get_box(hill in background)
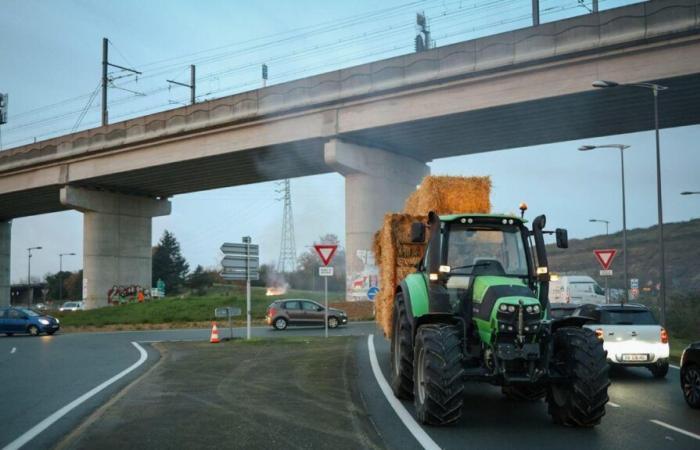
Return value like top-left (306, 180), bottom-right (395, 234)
top-left (547, 218), bottom-right (700, 295)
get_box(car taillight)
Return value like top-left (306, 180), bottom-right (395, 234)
top-left (595, 328), bottom-right (604, 341)
top-left (660, 327), bottom-right (668, 344)
top-left (269, 307), bottom-right (277, 317)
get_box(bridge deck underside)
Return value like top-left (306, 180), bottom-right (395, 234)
top-left (3, 73), bottom-right (699, 221)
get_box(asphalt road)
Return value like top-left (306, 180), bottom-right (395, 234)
top-left (358, 334), bottom-right (700, 450)
top-left (0, 322), bottom-right (378, 450)
top-left (2, 322), bottom-right (698, 450)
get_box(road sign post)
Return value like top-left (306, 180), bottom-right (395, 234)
top-left (220, 237), bottom-right (259, 340)
top-left (215, 306), bottom-right (242, 339)
top-left (594, 249), bottom-right (617, 304)
top-left (314, 244), bottom-right (338, 339)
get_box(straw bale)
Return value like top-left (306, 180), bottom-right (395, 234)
top-left (404, 175), bottom-right (491, 216)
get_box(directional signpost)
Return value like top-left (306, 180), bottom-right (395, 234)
top-left (221, 237), bottom-right (259, 339)
top-left (594, 249), bottom-right (617, 304)
top-left (314, 244), bottom-right (338, 338)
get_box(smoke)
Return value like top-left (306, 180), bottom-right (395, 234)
top-left (265, 268), bottom-right (289, 296)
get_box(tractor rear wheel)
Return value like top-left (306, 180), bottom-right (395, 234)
top-left (390, 293), bottom-right (414, 399)
top-left (547, 327), bottom-right (610, 427)
top-left (413, 323), bottom-right (464, 426)
top-left (502, 385), bottom-right (546, 401)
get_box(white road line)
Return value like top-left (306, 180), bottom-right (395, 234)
top-left (2, 342), bottom-right (148, 450)
top-left (608, 402), bottom-right (621, 408)
top-left (650, 419), bottom-right (700, 441)
top-left (10, 347), bottom-right (16, 354)
top-left (670, 364), bottom-right (680, 370)
top-left (367, 334), bottom-right (441, 450)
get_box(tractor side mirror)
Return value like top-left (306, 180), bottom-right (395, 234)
top-left (556, 228), bottom-right (569, 249)
top-left (411, 222), bottom-right (426, 243)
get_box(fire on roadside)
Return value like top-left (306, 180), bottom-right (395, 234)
top-left (266, 286), bottom-right (287, 296)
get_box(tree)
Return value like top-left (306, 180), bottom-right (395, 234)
top-left (186, 265), bottom-right (216, 296)
top-left (152, 230), bottom-right (189, 294)
top-left (44, 271), bottom-right (73, 301)
top-left (63, 270), bottom-right (83, 300)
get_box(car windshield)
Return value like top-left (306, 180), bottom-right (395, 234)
top-left (19, 308), bottom-right (40, 317)
top-left (600, 309), bottom-right (657, 325)
top-left (446, 225), bottom-right (528, 277)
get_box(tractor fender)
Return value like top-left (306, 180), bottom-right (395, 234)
top-left (550, 315), bottom-right (595, 332)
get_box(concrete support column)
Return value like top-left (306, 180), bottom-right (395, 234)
top-left (0, 221), bottom-right (10, 308)
top-left (60, 186), bottom-right (171, 309)
top-left (324, 139), bottom-right (429, 299)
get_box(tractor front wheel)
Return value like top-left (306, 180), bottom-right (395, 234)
top-left (413, 323), bottom-right (464, 426)
top-left (547, 327), bottom-right (610, 427)
top-left (390, 293), bottom-right (414, 399)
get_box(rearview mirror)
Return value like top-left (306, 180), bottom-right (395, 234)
top-left (411, 222), bottom-right (426, 243)
top-left (556, 228), bottom-right (568, 249)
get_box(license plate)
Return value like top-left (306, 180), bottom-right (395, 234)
top-left (622, 354), bottom-right (649, 362)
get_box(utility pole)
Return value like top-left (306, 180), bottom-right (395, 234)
top-left (59, 252), bottom-right (76, 303)
top-left (415, 12), bottom-right (433, 52)
top-left (102, 37), bottom-right (142, 126)
top-left (532, 0), bottom-right (540, 26)
top-left (262, 64), bottom-right (268, 88)
top-left (167, 65), bottom-right (196, 105)
top-left (27, 246), bottom-right (42, 307)
top-left (276, 179), bottom-right (297, 273)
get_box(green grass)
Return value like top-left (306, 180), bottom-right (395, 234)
top-left (53, 287), bottom-right (345, 328)
top-left (670, 335), bottom-right (694, 363)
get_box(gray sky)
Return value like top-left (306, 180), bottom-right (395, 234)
top-left (2, 0), bottom-right (698, 282)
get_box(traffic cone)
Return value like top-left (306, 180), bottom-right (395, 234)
top-left (210, 322), bottom-right (221, 343)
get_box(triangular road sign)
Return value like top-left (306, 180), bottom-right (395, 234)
top-left (593, 249), bottom-right (617, 270)
top-left (314, 244), bottom-right (338, 266)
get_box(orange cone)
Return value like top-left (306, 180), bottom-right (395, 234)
top-left (210, 322), bottom-right (221, 343)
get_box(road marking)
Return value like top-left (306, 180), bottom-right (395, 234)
top-left (650, 419), bottom-right (700, 441)
top-left (367, 334), bottom-right (441, 450)
top-left (608, 402), bottom-right (621, 408)
top-left (10, 347), bottom-right (16, 354)
top-left (670, 364), bottom-right (680, 370)
top-left (2, 342), bottom-right (148, 450)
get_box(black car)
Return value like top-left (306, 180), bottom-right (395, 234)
top-left (680, 341), bottom-right (700, 408)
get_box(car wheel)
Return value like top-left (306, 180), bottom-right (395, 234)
top-left (649, 360), bottom-right (669, 378)
top-left (682, 364), bottom-right (700, 409)
top-left (27, 325), bottom-right (40, 336)
top-left (273, 317), bottom-right (288, 331)
top-left (328, 316), bottom-right (339, 329)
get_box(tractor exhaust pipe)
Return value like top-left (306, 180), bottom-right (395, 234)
top-left (532, 215), bottom-right (550, 311)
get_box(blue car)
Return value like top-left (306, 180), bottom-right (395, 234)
top-left (0, 307), bottom-right (60, 336)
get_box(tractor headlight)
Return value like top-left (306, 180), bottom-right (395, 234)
top-left (533, 305), bottom-right (540, 313)
top-left (507, 305), bottom-right (515, 313)
top-left (526, 306), bottom-right (533, 313)
top-left (499, 304), bottom-right (508, 312)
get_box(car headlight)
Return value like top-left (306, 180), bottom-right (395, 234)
top-left (55, 318), bottom-right (60, 324)
top-left (38, 319), bottom-right (49, 325)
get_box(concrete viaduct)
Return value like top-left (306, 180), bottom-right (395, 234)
top-left (1, 0), bottom-right (700, 307)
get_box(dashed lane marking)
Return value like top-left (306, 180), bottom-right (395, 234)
top-left (650, 419), bottom-right (700, 441)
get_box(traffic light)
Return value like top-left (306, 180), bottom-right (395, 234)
top-left (0, 93), bottom-right (7, 125)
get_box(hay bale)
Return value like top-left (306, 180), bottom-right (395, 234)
top-left (404, 175), bottom-right (491, 216)
top-left (374, 176), bottom-right (491, 338)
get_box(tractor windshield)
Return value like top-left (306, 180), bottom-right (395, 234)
top-left (445, 225), bottom-right (529, 277)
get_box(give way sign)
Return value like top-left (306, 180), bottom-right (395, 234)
top-left (314, 244), bottom-right (338, 266)
top-left (593, 249), bottom-right (617, 270)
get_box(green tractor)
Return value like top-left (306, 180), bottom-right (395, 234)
top-left (390, 211), bottom-right (610, 427)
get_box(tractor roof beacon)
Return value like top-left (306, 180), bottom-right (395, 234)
top-left (390, 211), bottom-right (610, 427)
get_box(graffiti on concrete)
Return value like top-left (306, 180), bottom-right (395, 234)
top-left (349, 249), bottom-right (378, 301)
top-left (107, 285), bottom-right (151, 305)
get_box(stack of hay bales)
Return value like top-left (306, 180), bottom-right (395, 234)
top-left (374, 175), bottom-right (491, 338)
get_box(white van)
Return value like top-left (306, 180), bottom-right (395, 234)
top-left (549, 275), bottom-right (606, 304)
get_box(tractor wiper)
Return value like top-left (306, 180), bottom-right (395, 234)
top-left (449, 262), bottom-right (491, 274)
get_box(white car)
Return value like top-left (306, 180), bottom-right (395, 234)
top-left (59, 301), bottom-right (84, 312)
top-left (576, 303), bottom-right (669, 378)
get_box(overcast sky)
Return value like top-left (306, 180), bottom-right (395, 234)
top-left (2, 0), bottom-right (698, 282)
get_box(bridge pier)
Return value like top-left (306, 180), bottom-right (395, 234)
top-left (0, 221), bottom-right (10, 307)
top-left (60, 186), bottom-right (171, 309)
top-left (324, 139), bottom-right (429, 299)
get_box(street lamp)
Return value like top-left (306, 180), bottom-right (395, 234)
top-left (589, 218), bottom-right (610, 302)
top-left (579, 144), bottom-right (630, 304)
top-left (593, 79), bottom-right (668, 323)
top-left (58, 252), bottom-right (76, 303)
top-left (589, 218), bottom-right (610, 235)
top-left (27, 246), bottom-right (43, 307)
